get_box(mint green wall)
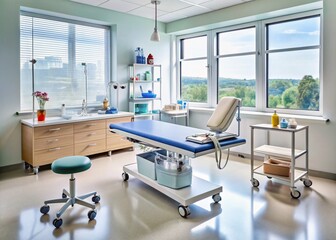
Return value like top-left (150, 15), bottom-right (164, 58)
top-left (0, 0), bottom-right (170, 167)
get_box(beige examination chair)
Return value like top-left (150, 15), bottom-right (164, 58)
top-left (202, 97), bottom-right (241, 169)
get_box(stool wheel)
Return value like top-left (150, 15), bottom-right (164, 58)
top-left (88, 210), bottom-right (97, 220)
top-left (53, 218), bottom-right (63, 228)
top-left (40, 205), bottom-right (50, 214)
top-left (92, 195), bottom-right (101, 203)
top-left (62, 193), bottom-right (67, 199)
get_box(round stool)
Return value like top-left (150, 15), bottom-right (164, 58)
top-left (40, 156), bottom-right (101, 228)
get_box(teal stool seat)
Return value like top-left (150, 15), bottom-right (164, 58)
top-left (52, 156), bottom-right (91, 174)
top-left (40, 155), bottom-right (100, 228)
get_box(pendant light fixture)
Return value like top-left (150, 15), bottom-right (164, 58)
top-left (150, 0), bottom-right (160, 42)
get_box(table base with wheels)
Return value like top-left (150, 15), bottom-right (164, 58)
top-left (122, 163), bottom-right (222, 218)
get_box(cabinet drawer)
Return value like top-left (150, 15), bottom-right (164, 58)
top-left (106, 117), bottom-right (133, 135)
top-left (74, 139), bottom-right (106, 155)
top-left (34, 124), bottom-right (73, 139)
top-left (34, 145), bottom-right (74, 166)
top-left (107, 134), bottom-right (133, 150)
top-left (74, 120), bottom-right (105, 133)
top-left (74, 129), bottom-right (106, 144)
top-left (34, 134), bottom-right (73, 151)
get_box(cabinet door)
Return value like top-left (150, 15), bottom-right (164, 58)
top-left (106, 117), bottom-right (133, 150)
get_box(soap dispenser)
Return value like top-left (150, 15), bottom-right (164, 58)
top-left (271, 110), bottom-right (279, 127)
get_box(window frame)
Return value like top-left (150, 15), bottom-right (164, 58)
top-left (20, 11), bottom-right (111, 112)
top-left (176, 9), bottom-right (323, 116)
top-left (261, 10), bottom-right (323, 116)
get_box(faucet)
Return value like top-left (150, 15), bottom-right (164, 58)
top-left (80, 99), bottom-right (88, 116)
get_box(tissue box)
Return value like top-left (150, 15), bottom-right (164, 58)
top-left (263, 156), bottom-right (290, 177)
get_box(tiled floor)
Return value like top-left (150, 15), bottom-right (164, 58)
top-left (0, 148), bottom-right (335, 240)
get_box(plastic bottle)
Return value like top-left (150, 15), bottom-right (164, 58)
top-left (135, 47), bottom-right (141, 64)
top-left (271, 110), bottom-right (279, 127)
top-left (61, 104), bottom-right (66, 116)
top-left (140, 48), bottom-right (145, 64)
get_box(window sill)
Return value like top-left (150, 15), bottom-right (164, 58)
top-left (189, 107), bottom-right (329, 124)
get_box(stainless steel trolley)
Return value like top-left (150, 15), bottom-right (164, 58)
top-left (250, 124), bottom-right (312, 199)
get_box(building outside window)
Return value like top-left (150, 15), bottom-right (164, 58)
top-left (20, 12), bottom-right (111, 111)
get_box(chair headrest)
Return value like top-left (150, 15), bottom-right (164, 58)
top-left (207, 97), bottom-right (241, 132)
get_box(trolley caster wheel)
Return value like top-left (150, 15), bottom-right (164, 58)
top-left (178, 205), bottom-right (190, 218)
top-left (267, 176), bottom-right (272, 179)
top-left (251, 178), bottom-right (259, 187)
top-left (290, 190), bottom-right (301, 199)
top-left (62, 193), bottom-right (67, 199)
top-left (40, 205), bottom-right (50, 214)
top-left (122, 172), bottom-right (129, 181)
top-left (212, 194), bottom-right (222, 203)
top-left (88, 210), bottom-right (97, 221)
top-left (53, 218), bottom-right (63, 228)
top-left (303, 179), bottom-right (312, 187)
top-left (92, 195), bottom-right (101, 203)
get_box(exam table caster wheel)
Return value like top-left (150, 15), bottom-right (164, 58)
top-left (40, 205), bottom-right (50, 215)
top-left (251, 178), bottom-right (259, 187)
top-left (290, 190), bottom-right (301, 199)
top-left (92, 195), bottom-right (101, 203)
top-left (267, 176), bottom-right (272, 179)
top-left (212, 194), bottom-right (222, 203)
top-left (88, 210), bottom-right (97, 221)
top-left (122, 172), bottom-right (129, 181)
top-left (53, 218), bottom-right (63, 228)
top-left (178, 205), bottom-right (191, 218)
top-left (303, 179), bottom-right (312, 187)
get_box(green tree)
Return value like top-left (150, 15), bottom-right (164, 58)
top-left (268, 95), bottom-right (282, 108)
top-left (282, 86), bottom-right (298, 109)
top-left (182, 84), bottom-right (207, 102)
top-left (297, 75), bottom-right (319, 110)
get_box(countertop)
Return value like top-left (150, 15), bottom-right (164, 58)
top-left (21, 111), bottom-right (134, 127)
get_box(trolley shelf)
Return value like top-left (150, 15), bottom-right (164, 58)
top-left (254, 145), bottom-right (306, 159)
top-left (123, 163), bottom-right (223, 206)
top-left (253, 164), bottom-right (308, 184)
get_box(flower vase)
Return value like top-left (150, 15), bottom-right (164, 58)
top-left (37, 109), bottom-right (46, 121)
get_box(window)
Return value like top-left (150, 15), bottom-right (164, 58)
top-left (176, 10), bottom-right (321, 115)
top-left (20, 12), bottom-right (110, 111)
top-left (265, 15), bottom-right (321, 111)
top-left (178, 35), bottom-right (208, 103)
top-left (216, 27), bottom-right (256, 107)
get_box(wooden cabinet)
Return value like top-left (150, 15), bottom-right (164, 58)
top-left (22, 123), bottom-right (74, 172)
top-left (21, 113), bottom-right (134, 174)
top-left (106, 116), bottom-right (133, 151)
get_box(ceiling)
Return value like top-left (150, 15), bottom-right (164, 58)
top-left (70, 0), bottom-right (254, 23)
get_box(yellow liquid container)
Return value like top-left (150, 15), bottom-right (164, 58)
top-left (271, 110), bottom-right (279, 127)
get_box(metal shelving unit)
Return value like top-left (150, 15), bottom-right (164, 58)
top-left (250, 124), bottom-right (312, 199)
top-left (128, 64), bottom-right (162, 119)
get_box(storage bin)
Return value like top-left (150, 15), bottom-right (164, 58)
top-left (263, 156), bottom-right (290, 177)
top-left (155, 153), bottom-right (192, 189)
top-left (156, 165), bottom-right (192, 189)
top-left (136, 149), bottom-right (166, 180)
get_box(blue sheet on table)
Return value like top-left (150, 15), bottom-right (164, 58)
top-left (110, 120), bottom-right (246, 154)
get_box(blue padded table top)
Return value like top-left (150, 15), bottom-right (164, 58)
top-left (110, 120), bottom-right (246, 156)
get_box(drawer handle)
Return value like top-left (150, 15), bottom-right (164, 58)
top-left (47, 139), bottom-right (59, 143)
top-left (87, 124), bottom-right (96, 127)
top-left (49, 147), bottom-right (61, 151)
top-left (88, 143), bottom-right (97, 147)
top-left (88, 132), bottom-right (96, 136)
top-left (49, 128), bottom-right (61, 132)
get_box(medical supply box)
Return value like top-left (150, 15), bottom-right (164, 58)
top-left (136, 149), bottom-right (166, 180)
top-left (263, 155), bottom-right (290, 177)
top-left (155, 153), bottom-right (192, 189)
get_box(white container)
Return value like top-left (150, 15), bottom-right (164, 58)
top-left (156, 164), bottom-right (192, 189)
